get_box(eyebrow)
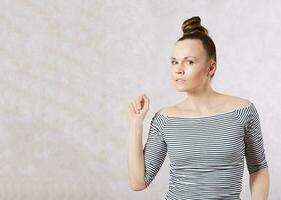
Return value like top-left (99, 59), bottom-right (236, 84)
top-left (170, 56), bottom-right (197, 60)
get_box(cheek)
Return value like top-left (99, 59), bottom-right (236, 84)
top-left (186, 66), bottom-right (208, 79)
top-left (183, 66), bottom-right (196, 79)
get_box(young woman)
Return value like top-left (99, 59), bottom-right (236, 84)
top-left (127, 16), bottom-right (270, 199)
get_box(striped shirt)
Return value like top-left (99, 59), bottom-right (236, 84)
top-left (143, 102), bottom-right (268, 199)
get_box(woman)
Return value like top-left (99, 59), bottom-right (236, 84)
top-left (127, 16), bottom-right (270, 199)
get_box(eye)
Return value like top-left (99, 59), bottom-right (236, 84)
top-left (171, 60), bottom-right (177, 65)
top-left (186, 60), bottom-right (194, 65)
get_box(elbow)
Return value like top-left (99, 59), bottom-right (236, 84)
top-left (131, 185), bottom-right (146, 191)
top-left (129, 180), bottom-right (147, 191)
top-left (249, 167), bottom-right (270, 186)
top-left (127, 169), bottom-right (150, 191)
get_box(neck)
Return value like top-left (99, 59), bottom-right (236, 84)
top-left (183, 84), bottom-right (219, 112)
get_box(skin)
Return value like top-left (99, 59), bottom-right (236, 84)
top-left (127, 39), bottom-right (270, 198)
top-left (167, 39), bottom-right (261, 116)
top-left (169, 38), bottom-right (220, 115)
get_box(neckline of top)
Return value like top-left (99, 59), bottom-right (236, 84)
top-left (156, 102), bottom-right (254, 120)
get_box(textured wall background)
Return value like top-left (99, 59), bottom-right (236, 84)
top-left (0, 0), bottom-right (280, 199)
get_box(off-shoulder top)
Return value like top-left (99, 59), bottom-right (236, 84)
top-left (143, 102), bottom-right (268, 199)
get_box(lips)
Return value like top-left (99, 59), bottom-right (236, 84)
top-left (176, 78), bottom-right (186, 82)
top-left (175, 79), bottom-right (186, 85)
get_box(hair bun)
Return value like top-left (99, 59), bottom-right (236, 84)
top-left (181, 16), bottom-right (208, 36)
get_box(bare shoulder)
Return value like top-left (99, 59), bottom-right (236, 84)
top-left (155, 93), bottom-right (253, 117)
top-left (156, 106), bottom-right (178, 116)
top-left (223, 94), bottom-right (253, 109)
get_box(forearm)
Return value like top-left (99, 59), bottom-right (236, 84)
top-left (250, 168), bottom-right (270, 200)
top-left (128, 123), bottom-right (146, 190)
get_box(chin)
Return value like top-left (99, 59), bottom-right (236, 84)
top-left (175, 86), bottom-right (189, 92)
top-left (174, 84), bottom-right (195, 92)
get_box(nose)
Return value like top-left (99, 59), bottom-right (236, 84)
top-left (175, 61), bottom-right (185, 75)
top-left (176, 70), bottom-right (185, 75)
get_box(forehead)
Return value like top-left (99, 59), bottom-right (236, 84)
top-left (171, 39), bottom-right (205, 59)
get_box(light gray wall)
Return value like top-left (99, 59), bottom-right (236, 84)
top-left (0, 0), bottom-right (279, 199)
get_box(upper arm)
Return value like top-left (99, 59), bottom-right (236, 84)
top-left (143, 112), bottom-right (168, 188)
top-left (244, 105), bottom-right (268, 175)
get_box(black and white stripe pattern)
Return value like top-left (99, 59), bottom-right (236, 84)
top-left (143, 102), bottom-right (268, 199)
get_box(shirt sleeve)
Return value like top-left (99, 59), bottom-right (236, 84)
top-left (244, 105), bottom-right (268, 174)
top-left (143, 112), bottom-right (167, 188)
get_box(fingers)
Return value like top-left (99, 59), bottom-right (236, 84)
top-left (130, 97), bottom-right (139, 114)
top-left (129, 93), bottom-right (149, 114)
top-left (129, 102), bottom-right (138, 114)
top-left (143, 94), bottom-right (149, 103)
top-left (134, 98), bottom-right (141, 111)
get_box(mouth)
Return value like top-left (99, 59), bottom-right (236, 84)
top-left (175, 79), bottom-right (186, 83)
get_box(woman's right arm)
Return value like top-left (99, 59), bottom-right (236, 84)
top-left (127, 94), bottom-right (149, 191)
top-left (127, 94), bottom-right (167, 191)
top-left (128, 122), bottom-right (146, 191)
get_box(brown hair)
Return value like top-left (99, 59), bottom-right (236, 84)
top-left (177, 16), bottom-right (217, 79)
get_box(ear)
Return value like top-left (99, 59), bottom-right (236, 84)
top-left (208, 60), bottom-right (216, 76)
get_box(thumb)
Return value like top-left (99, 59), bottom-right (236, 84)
top-left (142, 94), bottom-right (150, 109)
